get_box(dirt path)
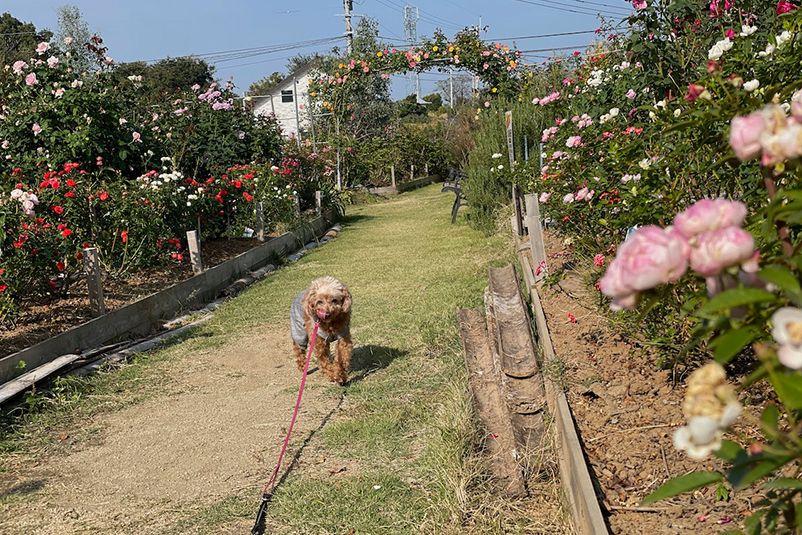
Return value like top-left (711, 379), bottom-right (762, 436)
top-left (1, 321), bottom-right (347, 534)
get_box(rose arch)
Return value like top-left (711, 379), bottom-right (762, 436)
top-left (309, 29), bottom-right (522, 114)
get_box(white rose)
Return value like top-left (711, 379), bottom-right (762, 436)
top-left (744, 79), bottom-right (760, 92)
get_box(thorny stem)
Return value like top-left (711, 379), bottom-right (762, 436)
top-left (762, 167), bottom-right (794, 257)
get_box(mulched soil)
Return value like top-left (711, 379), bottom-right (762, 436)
top-left (539, 230), bottom-right (761, 534)
top-left (1, 237), bottom-right (269, 357)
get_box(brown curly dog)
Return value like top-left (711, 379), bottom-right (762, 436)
top-left (289, 276), bottom-right (353, 385)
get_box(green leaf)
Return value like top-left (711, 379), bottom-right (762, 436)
top-left (767, 369), bottom-right (802, 410)
top-left (744, 509), bottom-right (765, 535)
top-left (728, 455), bottom-right (794, 490)
top-left (759, 266), bottom-right (801, 294)
top-left (642, 471), bottom-right (723, 505)
top-left (715, 440), bottom-right (745, 462)
top-left (711, 327), bottom-right (760, 363)
top-left (763, 477), bottom-right (802, 490)
top-left (699, 288), bottom-right (776, 315)
top-left (761, 404), bottom-right (779, 439)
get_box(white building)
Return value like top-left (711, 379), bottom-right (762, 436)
top-left (252, 62), bottom-right (315, 139)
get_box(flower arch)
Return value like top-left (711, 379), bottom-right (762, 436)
top-left (310, 29), bottom-right (522, 114)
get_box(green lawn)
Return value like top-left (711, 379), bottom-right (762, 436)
top-left (1, 185), bottom-right (569, 534)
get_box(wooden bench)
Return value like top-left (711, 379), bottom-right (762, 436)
top-left (442, 167), bottom-right (466, 224)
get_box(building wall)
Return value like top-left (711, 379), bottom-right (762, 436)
top-left (253, 73), bottom-right (311, 138)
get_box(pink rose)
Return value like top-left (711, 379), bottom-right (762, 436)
top-left (673, 198), bottom-right (747, 238)
top-left (25, 73), bottom-right (37, 86)
top-left (12, 60), bottom-right (27, 74)
top-left (132, 131), bottom-right (141, 143)
top-left (761, 122), bottom-right (802, 166)
top-left (566, 135), bottom-right (582, 148)
top-left (576, 187), bottom-right (589, 201)
top-left (32, 123), bottom-right (42, 136)
top-left (626, 89), bottom-right (637, 100)
top-left (777, 0), bottom-right (797, 14)
top-left (690, 227), bottom-right (755, 276)
top-left (539, 192), bottom-right (551, 203)
top-left (593, 254), bottom-right (605, 267)
top-left (633, 0), bottom-right (647, 9)
top-left (563, 193), bottom-right (575, 204)
top-left (36, 42), bottom-right (50, 55)
top-left (730, 111), bottom-right (767, 161)
top-left (600, 226), bottom-right (690, 309)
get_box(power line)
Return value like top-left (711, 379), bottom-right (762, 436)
top-left (562, 0), bottom-right (631, 12)
top-left (488, 29), bottom-right (598, 40)
top-left (137, 36), bottom-right (344, 64)
top-left (511, 0), bottom-right (625, 17)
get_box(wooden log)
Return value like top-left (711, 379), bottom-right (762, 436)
top-left (457, 308), bottom-right (527, 498)
top-left (255, 202), bottom-right (266, 242)
top-left (524, 194), bottom-right (548, 281)
top-left (186, 230), bottom-right (203, 275)
top-left (82, 247), bottom-right (106, 316)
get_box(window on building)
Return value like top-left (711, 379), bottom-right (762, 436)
top-left (281, 89), bottom-right (294, 103)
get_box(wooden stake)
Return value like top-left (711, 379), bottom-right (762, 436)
top-left (82, 247), bottom-right (106, 316)
top-left (315, 190), bottom-right (322, 217)
top-left (512, 184), bottom-right (524, 236)
top-left (255, 202), bottom-right (266, 242)
top-left (294, 196), bottom-right (301, 218)
top-left (524, 194), bottom-right (547, 280)
top-left (410, 164), bottom-right (415, 180)
top-left (390, 164), bottom-right (396, 189)
top-left (186, 230), bottom-right (203, 275)
top-left (424, 162), bottom-right (429, 175)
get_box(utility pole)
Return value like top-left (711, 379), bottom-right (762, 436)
top-left (343, 0), bottom-right (354, 55)
top-left (293, 78), bottom-right (302, 148)
top-left (449, 69), bottom-right (454, 109)
top-left (404, 4), bottom-right (420, 101)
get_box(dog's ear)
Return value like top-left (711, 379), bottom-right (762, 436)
top-left (304, 289), bottom-right (318, 316)
top-left (341, 286), bottom-right (352, 313)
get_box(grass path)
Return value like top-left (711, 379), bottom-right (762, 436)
top-left (0, 185), bottom-right (567, 534)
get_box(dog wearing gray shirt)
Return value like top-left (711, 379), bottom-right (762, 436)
top-left (290, 276), bottom-right (352, 385)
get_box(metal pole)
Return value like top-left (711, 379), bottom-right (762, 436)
top-left (335, 116), bottom-right (342, 190)
top-left (293, 78), bottom-right (302, 148)
top-left (524, 135), bottom-right (529, 162)
top-left (449, 69), bottom-right (454, 109)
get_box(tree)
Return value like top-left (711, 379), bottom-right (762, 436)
top-left (422, 92), bottom-right (443, 110)
top-left (112, 57), bottom-right (215, 102)
top-left (436, 73), bottom-right (474, 107)
top-left (248, 71), bottom-right (284, 96)
top-left (0, 13), bottom-right (52, 66)
top-left (56, 5), bottom-right (95, 71)
top-left (396, 94), bottom-right (427, 119)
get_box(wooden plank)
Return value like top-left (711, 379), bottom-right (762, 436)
top-left (0, 353), bottom-right (80, 404)
top-left (82, 247), bottom-right (106, 316)
top-left (524, 194), bottom-right (548, 281)
top-left (519, 249), bottom-right (610, 535)
top-left (457, 308), bottom-right (527, 498)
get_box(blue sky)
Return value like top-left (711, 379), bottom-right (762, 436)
top-left (2, 0), bottom-right (630, 98)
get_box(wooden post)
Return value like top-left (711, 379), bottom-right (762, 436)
top-left (315, 190), bottom-right (322, 217)
top-left (82, 247), bottom-right (106, 316)
top-left (410, 164), bottom-right (415, 180)
top-left (424, 162), bottom-right (429, 175)
top-left (512, 184), bottom-right (524, 236)
top-left (390, 164), bottom-right (396, 189)
top-left (186, 230), bottom-right (203, 275)
top-left (524, 194), bottom-right (547, 281)
top-left (294, 196), bottom-right (301, 218)
top-left (255, 202), bottom-right (266, 242)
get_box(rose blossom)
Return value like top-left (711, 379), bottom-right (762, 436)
top-left (132, 131), bottom-right (141, 143)
top-left (36, 42), bottom-right (50, 55)
top-left (32, 123), bottom-right (42, 135)
top-left (599, 226), bottom-right (690, 309)
top-left (566, 135), bottom-right (582, 148)
top-left (673, 198), bottom-right (747, 238)
top-left (689, 226), bottom-right (755, 276)
top-left (25, 73), bottom-right (37, 86)
top-left (730, 111), bottom-right (767, 160)
top-left (771, 307), bottom-right (802, 369)
top-left (575, 187), bottom-right (589, 201)
top-left (12, 60), bottom-right (27, 74)
top-left (776, 0), bottom-right (797, 14)
top-left (539, 192), bottom-right (551, 203)
top-left (563, 193), bottom-right (575, 204)
top-left (593, 254), bottom-right (605, 267)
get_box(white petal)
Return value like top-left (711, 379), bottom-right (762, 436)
top-left (688, 416), bottom-right (719, 445)
top-left (720, 402), bottom-right (742, 428)
top-left (778, 345), bottom-right (802, 370)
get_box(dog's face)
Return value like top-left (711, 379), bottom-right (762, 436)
top-left (305, 276), bottom-right (351, 322)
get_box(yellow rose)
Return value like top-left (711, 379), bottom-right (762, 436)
top-left (377, 51), bottom-right (383, 57)
top-left (432, 45), bottom-right (439, 52)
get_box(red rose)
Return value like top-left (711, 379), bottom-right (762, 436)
top-left (56, 261), bottom-right (65, 271)
top-left (61, 228), bottom-right (73, 238)
top-left (234, 180), bottom-right (242, 189)
top-left (98, 191), bottom-right (109, 201)
top-left (0, 284), bottom-right (7, 293)
top-left (66, 179), bottom-right (77, 187)
top-left (65, 191), bottom-right (76, 198)
top-left (52, 205), bottom-right (64, 215)
top-left (121, 230), bottom-right (128, 244)
top-left (243, 192), bottom-right (253, 202)
top-left (777, 0), bottom-right (797, 13)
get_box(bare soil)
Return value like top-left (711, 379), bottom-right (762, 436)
top-left (1, 238), bottom-right (268, 356)
top-left (0, 325), bottom-right (343, 534)
top-left (540, 230), bottom-right (759, 534)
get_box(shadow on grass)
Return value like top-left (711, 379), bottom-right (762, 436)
top-left (0, 479), bottom-right (45, 501)
top-left (348, 345), bottom-right (407, 384)
top-left (340, 214), bottom-right (374, 225)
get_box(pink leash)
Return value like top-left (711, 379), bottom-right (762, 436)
top-left (251, 321), bottom-right (319, 534)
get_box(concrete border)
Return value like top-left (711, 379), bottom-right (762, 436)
top-left (0, 213), bottom-right (334, 383)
